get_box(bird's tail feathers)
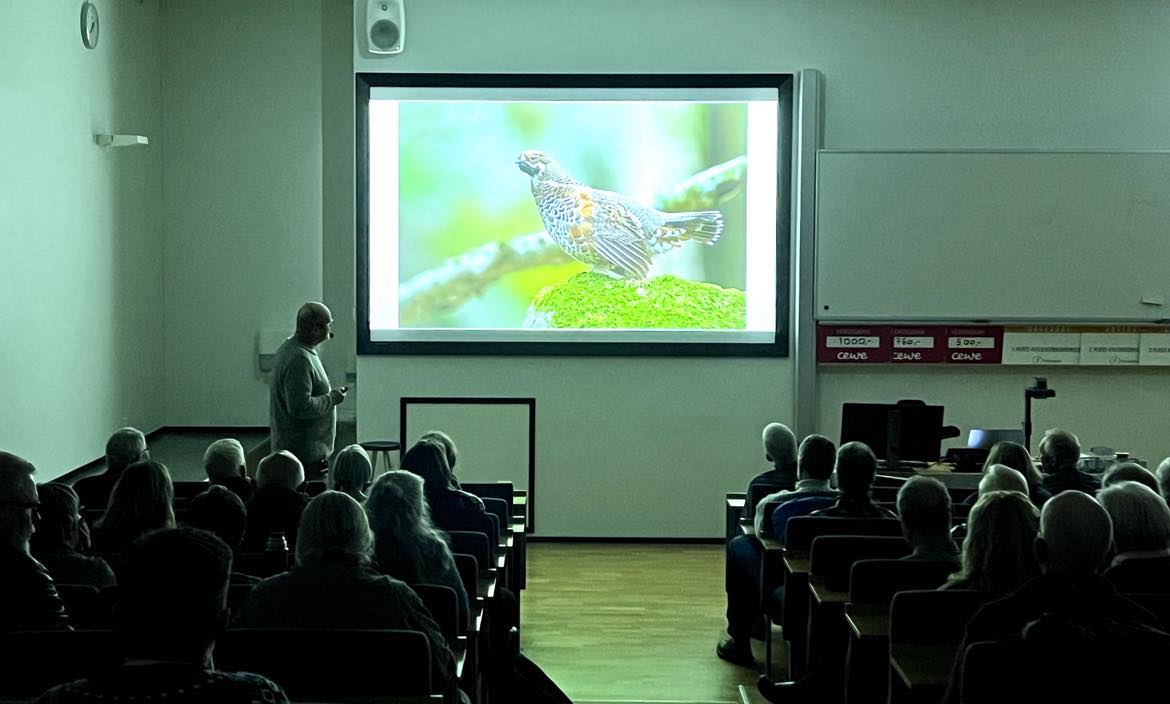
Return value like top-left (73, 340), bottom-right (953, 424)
top-left (658, 210), bottom-right (724, 245)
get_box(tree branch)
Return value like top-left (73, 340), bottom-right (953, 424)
top-left (398, 155), bottom-right (747, 325)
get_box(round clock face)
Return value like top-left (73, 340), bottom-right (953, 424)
top-left (81, 2), bottom-right (99, 49)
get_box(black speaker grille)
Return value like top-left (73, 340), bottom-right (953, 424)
top-left (370, 19), bottom-right (400, 50)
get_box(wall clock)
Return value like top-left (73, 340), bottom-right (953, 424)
top-left (81, 2), bottom-right (99, 50)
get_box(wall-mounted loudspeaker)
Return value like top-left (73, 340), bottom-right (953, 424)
top-left (366, 0), bottom-right (405, 55)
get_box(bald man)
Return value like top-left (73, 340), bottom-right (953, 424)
top-left (242, 451), bottom-right (309, 551)
top-left (270, 302), bottom-right (346, 479)
top-left (944, 491), bottom-right (1163, 702)
top-left (0, 452), bottom-right (69, 631)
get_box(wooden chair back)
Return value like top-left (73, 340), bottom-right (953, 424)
top-left (849, 559), bottom-right (959, 605)
top-left (888, 589), bottom-right (990, 645)
top-left (808, 536), bottom-right (909, 592)
top-left (785, 517), bottom-right (903, 553)
top-left (412, 582), bottom-right (462, 641)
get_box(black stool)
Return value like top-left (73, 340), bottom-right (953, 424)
top-left (360, 440), bottom-right (401, 476)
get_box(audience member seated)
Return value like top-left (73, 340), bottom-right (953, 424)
top-left (1156, 457), bottom-right (1170, 501)
top-left (717, 434), bottom-right (837, 666)
top-left (243, 451), bottom-right (309, 551)
top-left (234, 491), bottom-right (455, 691)
top-left (1101, 461), bottom-right (1160, 494)
top-left (741, 423), bottom-right (798, 524)
top-left (942, 490), bottom-right (1039, 593)
top-left (31, 483), bottom-right (115, 589)
top-left (1039, 428), bottom-right (1099, 496)
top-left (36, 527), bottom-right (288, 703)
top-left (944, 491), bottom-right (1163, 703)
top-left (403, 440), bottom-right (492, 539)
top-left (331, 444), bottom-right (373, 503)
top-left (952, 464), bottom-right (1030, 540)
top-left (202, 438), bottom-right (253, 502)
top-left (962, 441), bottom-right (1050, 507)
top-left (73, 427), bottom-right (149, 510)
top-left (0, 452), bottom-right (69, 631)
top-left (91, 461), bottom-right (175, 555)
top-left (897, 476), bottom-right (961, 563)
top-left (366, 471), bottom-right (470, 635)
top-left (420, 429), bottom-right (461, 484)
top-left (182, 486), bottom-right (259, 584)
top-left (1100, 481), bottom-right (1170, 594)
top-left (809, 442), bottom-right (896, 519)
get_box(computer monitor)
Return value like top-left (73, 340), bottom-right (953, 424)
top-left (840, 402), bottom-right (947, 464)
top-left (967, 428), bottom-right (1026, 450)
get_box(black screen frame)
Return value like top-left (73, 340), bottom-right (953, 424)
top-left (356, 72), bottom-right (793, 357)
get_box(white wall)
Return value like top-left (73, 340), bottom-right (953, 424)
top-left (0, 1), bottom-right (164, 479)
top-left (352, 0), bottom-right (1170, 535)
top-left (161, 0), bottom-right (324, 425)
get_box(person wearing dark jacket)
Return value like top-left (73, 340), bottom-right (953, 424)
top-left (403, 440), bottom-right (496, 545)
top-left (943, 491), bottom-right (1166, 704)
top-left (73, 427), bottom-right (149, 512)
top-left (896, 476), bottom-right (961, 564)
top-left (741, 423), bottom-right (799, 524)
top-left (1099, 480), bottom-right (1170, 594)
top-left (809, 442), bottom-right (897, 520)
top-left (202, 438), bottom-right (254, 502)
top-left (243, 451), bottom-right (309, 551)
top-left (235, 491), bottom-right (455, 693)
top-left (0, 452), bottom-right (69, 631)
top-left (31, 482), bottom-right (115, 589)
top-left (1038, 428), bottom-right (1100, 496)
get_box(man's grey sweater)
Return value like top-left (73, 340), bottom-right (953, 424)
top-left (269, 337), bottom-right (335, 467)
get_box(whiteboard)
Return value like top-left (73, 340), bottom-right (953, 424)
top-left (815, 151), bottom-right (1170, 322)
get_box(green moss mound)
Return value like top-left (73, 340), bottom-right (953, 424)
top-left (525, 272), bottom-right (746, 329)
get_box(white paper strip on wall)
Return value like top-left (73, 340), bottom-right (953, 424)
top-left (1139, 333), bottom-right (1170, 365)
top-left (1002, 332), bottom-right (1082, 365)
top-left (1080, 333), bottom-right (1140, 365)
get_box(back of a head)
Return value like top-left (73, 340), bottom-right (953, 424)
top-left (97, 461), bottom-right (175, 544)
top-left (0, 452), bottom-right (37, 549)
top-left (256, 451), bottom-right (305, 491)
top-left (835, 442), bottom-right (877, 495)
top-left (0, 451), bottom-right (36, 482)
top-left (117, 527), bottom-right (231, 660)
top-left (1102, 462), bottom-right (1160, 494)
top-left (184, 485), bottom-right (247, 550)
top-left (366, 470), bottom-right (425, 535)
top-left (797, 434), bottom-right (836, 482)
top-left (762, 423), bottom-right (797, 469)
top-left (331, 445), bottom-right (373, 493)
top-left (984, 441), bottom-right (1039, 485)
top-left (402, 440), bottom-right (452, 495)
top-left (295, 301), bottom-right (330, 337)
top-left (419, 430), bottom-right (458, 471)
top-left (1038, 490), bottom-right (1113, 574)
top-left (897, 475), bottom-right (952, 539)
top-left (958, 490), bottom-right (1040, 592)
top-left (1098, 481), bottom-right (1170, 555)
top-left (105, 427), bottom-right (147, 474)
top-left (978, 464), bottom-right (1029, 496)
top-left (202, 438), bottom-right (245, 482)
top-left (1157, 458), bottom-right (1170, 501)
top-left (1040, 429), bottom-right (1081, 470)
top-left (296, 490), bottom-right (372, 566)
top-left (31, 482), bottom-right (80, 552)
top-left (365, 471), bottom-right (439, 580)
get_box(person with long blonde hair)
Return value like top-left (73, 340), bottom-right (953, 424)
top-left (943, 490), bottom-right (1039, 594)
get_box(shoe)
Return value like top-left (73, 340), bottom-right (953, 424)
top-left (757, 675), bottom-right (812, 703)
top-left (715, 637), bottom-right (754, 666)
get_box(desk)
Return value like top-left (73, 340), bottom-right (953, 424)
top-left (845, 603), bottom-right (889, 640)
top-left (844, 604), bottom-right (892, 704)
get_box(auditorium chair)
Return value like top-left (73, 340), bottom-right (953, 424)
top-left (412, 583), bottom-right (474, 701)
top-left (0, 630), bottom-right (121, 700)
top-left (217, 628), bottom-right (442, 702)
top-left (842, 559), bottom-right (962, 704)
top-left (888, 589), bottom-right (990, 704)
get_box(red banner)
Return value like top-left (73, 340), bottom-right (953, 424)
top-left (817, 326), bottom-right (891, 364)
top-left (817, 325), bottom-right (1005, 364)
top-left (943, 326), bottom-right (1004, 364)
top-left (890, 326), bottom-right (947, 364)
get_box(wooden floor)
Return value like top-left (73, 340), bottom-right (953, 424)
top-left (519, 542), bottom-right (782, 704)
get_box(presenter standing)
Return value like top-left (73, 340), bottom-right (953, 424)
top-left (269, 302), bottom-right (346, 480)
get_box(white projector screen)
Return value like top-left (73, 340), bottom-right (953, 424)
top-left (356, 74), bottom-right (793, 356)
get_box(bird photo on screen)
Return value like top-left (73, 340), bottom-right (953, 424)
top-left (516, 150), bottom-right (724, 281)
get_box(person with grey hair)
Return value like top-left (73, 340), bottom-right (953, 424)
top-left (202, 438), bottom-right (253, 501)
top-left (0, 451), bottom-right (69, 630)
top-left (978, 464), bottom-right (1029, 496)
top-left (233, 491), bottom-right (456, 693)
top-left (741, 423), bottom-right (800, 523)
top-left (419, 430), bottom-right (459, 474)
top-left (1101, 462), bottom-right (1160, 494)
top-left (896, 476), bottom-right (960, 563)
top-left (31, 483), bottom-right (115, 588)
top-left (1101, 481), bottom-right (1170, 594)
top-left (1039, 428), bottom-right (1099, 496)
top-left (944, 491), bottom-right (1163, 703)
top-left (269, 302), bottom-right (347, 480)
top-left (1156, 457), bottom-right (1170, 501)
top-left (73, 427), bottom-right (149, 509)
top-left (242, 451), bottom-right (309, 551)
top-left (331, 444), bottom-right (373, 503)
